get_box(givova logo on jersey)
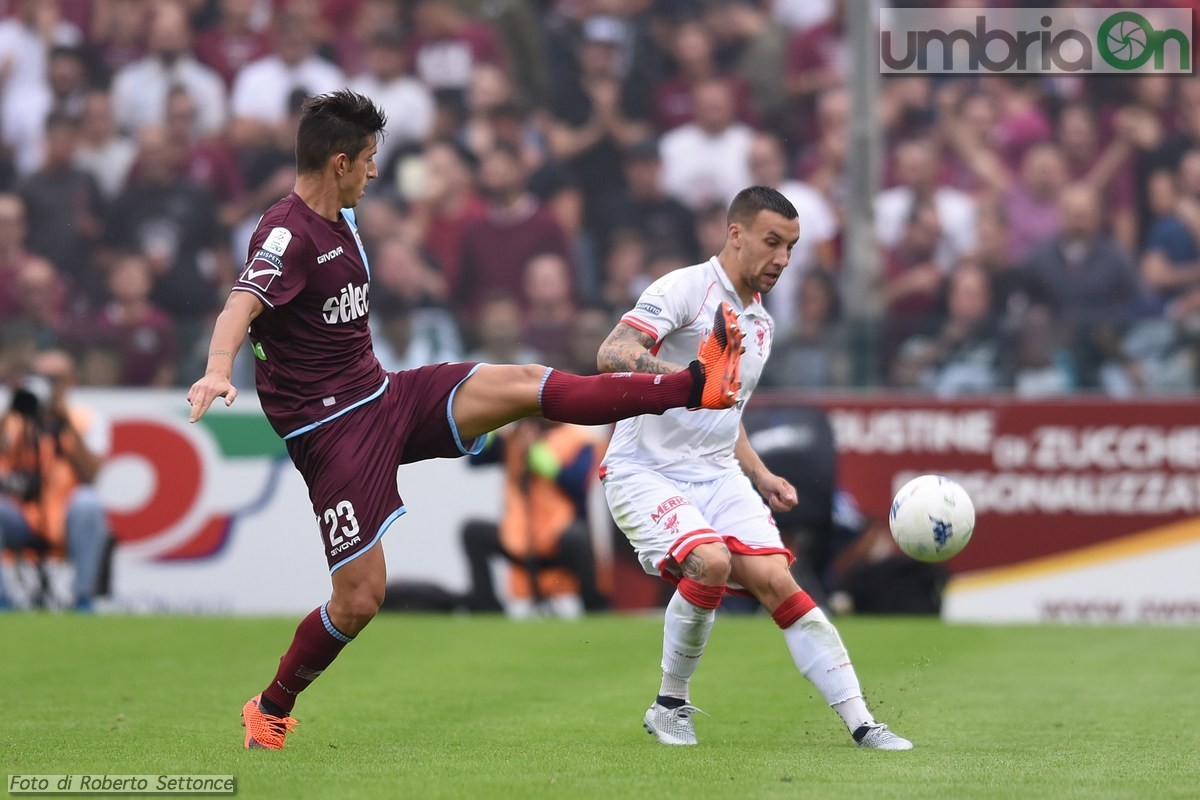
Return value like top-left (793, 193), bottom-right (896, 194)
top-left (322, 281), bottom-right (370, 324)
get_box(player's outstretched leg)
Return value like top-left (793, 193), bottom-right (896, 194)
top-left (643, 544), bottom-right (729, 746)
top-left (242, 546), bottom-right (385, 749)
top-left (450, 303), bottom-right (745, 439)
top-left (730, 555), bottom-right (913, 750)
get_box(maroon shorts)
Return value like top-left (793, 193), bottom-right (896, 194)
top-left (285, 362), bottom-right (483, 572)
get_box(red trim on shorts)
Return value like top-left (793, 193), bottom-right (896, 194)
top-left (598, 465), bottom-right (608, 481)
top-left (723, 536), bottom-right (795, 565)
top-left (722, 536), bottom-right (795, 598)
top-left (678, 577), bottom-right (726, 609)
top-left (772, 590), bottom-right (817, 629)
top-left (668, 529), bottom-right (722, 564)
top-left (620, 316), bottom-right (660, 341)
top-left (653, 528), bottom-right (722, 582)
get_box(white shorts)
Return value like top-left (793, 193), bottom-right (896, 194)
top-left (602, 467), bottom-right (793, 588)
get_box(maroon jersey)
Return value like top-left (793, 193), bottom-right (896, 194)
top-left (233, 193), bottom-right (385, 439)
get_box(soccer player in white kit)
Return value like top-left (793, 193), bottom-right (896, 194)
top-left (597, 186), bottom-right (912, 750)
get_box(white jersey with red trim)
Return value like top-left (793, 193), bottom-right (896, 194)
top-left (602, 257), bottom-right (774, 482)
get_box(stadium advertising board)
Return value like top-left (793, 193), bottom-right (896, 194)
top-left (756, 396), bottom-right (1200, 624)
top-left (53, 392), bottom-right (1200, 623)
top-left (73, 390), bottom-right (501, 614)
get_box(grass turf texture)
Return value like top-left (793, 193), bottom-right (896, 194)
top-left (2, 615), bottom-right (1198, 800)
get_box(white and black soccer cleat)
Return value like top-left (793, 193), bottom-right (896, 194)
top-left (643, 702), bottom-right (707, 746)
top-left (853, 722), bottom-right (913, 750)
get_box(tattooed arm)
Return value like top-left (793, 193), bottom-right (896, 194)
top-left (597, 323), bottom-right (686, 375)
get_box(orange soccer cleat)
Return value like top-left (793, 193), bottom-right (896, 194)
top-left (689, 301), bottom-right (744, 410)
top-left (241, 694), bottom-right (299, 750)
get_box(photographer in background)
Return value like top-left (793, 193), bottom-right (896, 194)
top-left (460, 419), bottom-right (608, 617)
top-left (0, 349), bottom-right (109, 611)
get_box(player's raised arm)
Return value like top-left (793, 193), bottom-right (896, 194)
top-left (187, 290), bottom-right (265, 422)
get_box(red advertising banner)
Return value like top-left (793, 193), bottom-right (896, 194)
top-left (765, 396), bottom-right (1200, 574)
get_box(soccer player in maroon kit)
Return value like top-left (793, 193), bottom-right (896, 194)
top-left (186, 90), bottom-right (746, 750)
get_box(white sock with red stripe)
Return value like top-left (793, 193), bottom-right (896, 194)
top-left (658, 579), bottom-right (726, 701)
top-left (773, 590), bottom-right (874, 733)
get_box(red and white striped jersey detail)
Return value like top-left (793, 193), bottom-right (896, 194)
top-left (619, 315), bottom-right (659, 340)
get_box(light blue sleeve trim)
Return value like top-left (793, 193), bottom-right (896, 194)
top-left (446, 362), bottom-right (487, 455)
top-left (319, 602), bottom-right (354, 642)
top-left (341, 207), bottom-right (371, 281)
top-left (537, 367), bottom-right (553, 412)
top-left (329, 505), bottom-right (406, 575)
top-left (282, 376), bottom-right (389, 440)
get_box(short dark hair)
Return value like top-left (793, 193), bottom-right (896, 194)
top-left (296, 90), bottom-right (387, 173)
top-left (727, 185), bottom-right (798, 226)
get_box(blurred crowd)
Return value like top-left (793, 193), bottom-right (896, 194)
top-left (1, 0), bottom-right (1199, 396)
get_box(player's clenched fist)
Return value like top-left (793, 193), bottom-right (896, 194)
top-left (188, 374), bottom-right (238, 422)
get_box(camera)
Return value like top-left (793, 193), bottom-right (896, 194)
top-left (10, 374), bottom-right (52, 421)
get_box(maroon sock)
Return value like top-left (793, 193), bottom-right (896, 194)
top-left (260, 604), bottom-right (353, 714)
top-left (538, 367), bottom-right (699, 425)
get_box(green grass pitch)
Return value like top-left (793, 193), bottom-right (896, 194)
top-left (2, 613), bottom-right (1198, 800)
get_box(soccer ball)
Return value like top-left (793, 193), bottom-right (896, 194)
top-left (889, 475), bottom-right (975, 563)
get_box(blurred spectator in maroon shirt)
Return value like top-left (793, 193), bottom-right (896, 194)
top-left (193, 0), bottom-right (272, 88)
top-left (407, 138), bottom-right (487, 295)
top-left (652, 18), bottom-right (757, 133)
top-left (164, 86), bottom-right (246, 228)
top-left (89, 0), bottom-right (149, 74)
top-left (470, 96), bottom-right (583, 256)
top-left (75, 88), bottom-right (137, 200)
top-left (87, 251), bottom-right (177, 387)
top-left (0, 194), bottom-right (63, 319)
top-left (785, 0), bottom-right (847, 140)
top-left (521, 252), bottom-right (576, 368)
top-left (980, 76), bottom-right (1053, 173)
top-left (458, 143), bottom-right (571, 314)
top-left (329, 0), bottom-right (401, 78)
top-left (883, 199), bottom-right (945, 326)
top-left (407, 0), bottom-right (506, 102)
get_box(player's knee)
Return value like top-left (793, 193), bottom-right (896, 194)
top-left (334, 584), bottom-right (384, 632)
top-left (683, 543), bottom-right (731, 585)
